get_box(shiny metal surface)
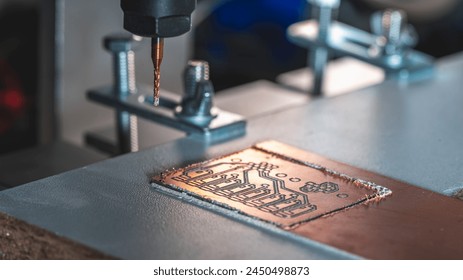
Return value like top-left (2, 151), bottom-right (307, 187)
top-left (0, 54), bottom-right (463, 259)
top-left (104, 34), bottom-right (141, 154)
top-left (154, 140), bottom-right (463, 259)
top-left (88, 56), bottom-right (246, 147)
top-left (85, 81), bottom-right (306, 155)
top-left (307, 0), bottom-right (340, 96)
top-left (287, 19), bottom-right (434, 81)
top-left (151, 37), bottom-right (163, 106)
top-left (87, 86), bottom-right (245, 143)
top-left (155, 142), bottom-right (388, 229)
top-left (309, 0), bottom-right (340, 8)
top-left (176, 61), bottom-right (217, 125)
top-left (257, 141), bottom-right (463, 259)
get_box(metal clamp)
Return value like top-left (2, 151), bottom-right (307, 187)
top-left (175, 60), bottom-right (218, 127)
top-left (288, 1), bottom-right (434, 96)
top-left (104, 33), bottom-right (141, 154)
top-left (87, 36), bottom-right (245, 152)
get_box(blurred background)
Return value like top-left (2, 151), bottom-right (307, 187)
top-left (0, 0), bottom-right (462, 154)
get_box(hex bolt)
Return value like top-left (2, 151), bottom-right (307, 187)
top-left (180, 60), bottom-right (210, 115)
top-left (382, 10), bottom-right (404, 47)
top-left (310, 0), bottom-right (340, 40)
top-left (183, 60), bottom-right (209, 102)
top-left (191, 80), bottom-right (214, 118)
top-left (307, 0), bottom-right (340, 96)
top-left (371, 9), bottom-right (406, 56)
top-left (176, 60), bottom-right (216, 126)
top-left (371, 9), bottom-right (418, 57)
top-left (104, 34), bottom-right (141, 154)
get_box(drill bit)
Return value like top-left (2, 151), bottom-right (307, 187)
top-left (151, 37), bottom-right (164, 106)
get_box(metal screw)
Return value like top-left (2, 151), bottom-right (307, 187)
top-left (104, 34), bottom-right (141, 154)
top-left (181, 60), bottom-right (210, 115)
top-left (307, 0), bottom-right (340, 96)
top-left (371, 9), bottom-right (417, 56)
top-left (183, 60), bottom-right (209, 100)
top-left (177, 60), bottom-right (216, 125)
top-left (382, 10), bottom-right (404, 46)
top-left (191, 80), bottom-right (214, 118)
top-left (309, 0), bottom-right (341, 40)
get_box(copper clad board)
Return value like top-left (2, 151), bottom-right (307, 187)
top-left (154, 143), bottom-right (391, 228)
top-left (153, 141), bottom-right (463, 259)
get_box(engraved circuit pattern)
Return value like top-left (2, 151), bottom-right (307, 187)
top-left (155, 144), bottom-right (391, 227)
top-left (170, 160), bottom-right (343, 219)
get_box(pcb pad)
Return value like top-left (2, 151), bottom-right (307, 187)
top-left (153, 142), bottom-right (391, 228)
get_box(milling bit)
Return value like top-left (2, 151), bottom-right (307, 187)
top-left (151, 37), bottom-right (164, 106)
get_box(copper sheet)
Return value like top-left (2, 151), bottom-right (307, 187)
top-left (154, 144), bottom-right (391, 228)
top-left (153, 140), bottom-right (463, 259)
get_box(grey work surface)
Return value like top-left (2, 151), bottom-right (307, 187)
top-left (1, 53), bottom-right (463, 259)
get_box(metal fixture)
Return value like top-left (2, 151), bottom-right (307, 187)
top-left (369, 9), bottom-right (419, 71)
top-left (176, 61), bottom-right (218, 126)
top-left (287, 0), bottom-right (434, 96)
top-left (87, 39), bottom-right (245, 151)
top-left (307, 0), bottom-right (341, 96)
top-left (104, 34), bottom-right (141, 154)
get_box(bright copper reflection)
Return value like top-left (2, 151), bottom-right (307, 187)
top-left (154, 142), bottom-right (388, 228)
